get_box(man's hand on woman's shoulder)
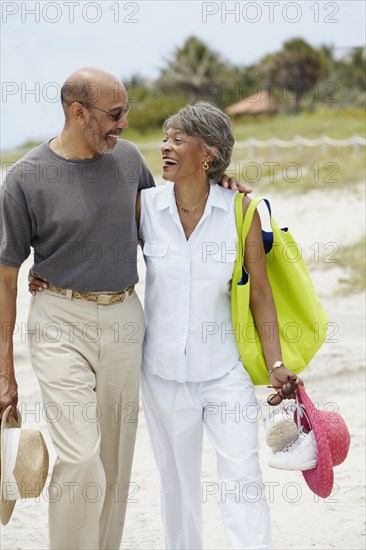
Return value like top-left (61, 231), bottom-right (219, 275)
top-left (218, 174), bottom-right (252, 194)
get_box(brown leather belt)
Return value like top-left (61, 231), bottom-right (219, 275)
top-left (47, 283), bottom-right (135, 305)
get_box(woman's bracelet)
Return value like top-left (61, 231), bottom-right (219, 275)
top-left (268, 360), bottom-right (284, 376)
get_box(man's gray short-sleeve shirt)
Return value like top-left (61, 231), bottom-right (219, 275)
top-left (0, 139), bottom-right (155, 292)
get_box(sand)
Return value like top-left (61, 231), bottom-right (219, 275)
top-left (1, 183), bottom-right (365, 550)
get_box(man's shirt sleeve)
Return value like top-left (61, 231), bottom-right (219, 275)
top-left (0, 177), bottom-right (32, 267)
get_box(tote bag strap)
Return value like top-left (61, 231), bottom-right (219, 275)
top-left (234, 195), bottom-right (264, 251)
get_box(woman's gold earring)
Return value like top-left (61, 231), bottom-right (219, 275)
top-left (202, 161), bottom-right (209, 171)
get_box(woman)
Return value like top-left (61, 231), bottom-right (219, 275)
top-left (137, 102), bottom-right (298, 550)
top-left (30, 102), bottom-right (299, 549)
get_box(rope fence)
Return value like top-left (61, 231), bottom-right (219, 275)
top-left (138, 135), bottom-right (366, 155)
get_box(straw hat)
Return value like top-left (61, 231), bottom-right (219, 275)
top-left (296, 386), bottom-right (350, 498)
top-left (0, 406), bottom-right (49, 525)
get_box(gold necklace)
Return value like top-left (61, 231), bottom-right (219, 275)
top-left (175, 189), bottom-right (209, 214)
top-left (58, 135), bottom-right (69, 160)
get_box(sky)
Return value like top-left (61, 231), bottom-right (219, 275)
top-left (1, 0), bottom-right (365, 150)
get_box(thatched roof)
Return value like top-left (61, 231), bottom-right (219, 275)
top-left (225, 89), bottom-right (278, 115)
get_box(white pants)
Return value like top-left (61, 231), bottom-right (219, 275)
top-left (141, 362), bottom-right (274, 550)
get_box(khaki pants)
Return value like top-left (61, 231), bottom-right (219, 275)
top-left (27, 289), bottom-right (145, 550)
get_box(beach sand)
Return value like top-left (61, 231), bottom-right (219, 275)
top-left (1, 184), bottom-right (365, 550)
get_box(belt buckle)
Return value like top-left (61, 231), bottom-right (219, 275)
top-left (97, 294), bottom-right (113, 305)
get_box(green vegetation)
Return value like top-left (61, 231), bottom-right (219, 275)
top-left (229, 110), bottom-right (366, 195)
top-left (231, 109), bottom-right (366, 141)
top-left (156, 35), bottom-right (237, 105)
top-left (257, 38), bottom-right (330, 111)
top-left (151, 36), bottom-right (365, 112)
top-left (133, 109), bottom-right (366, 187)
top-left (2, 110), bottom-right (365, 192)
top-left (1, 140), bottom-right (44, 166)
top-left (1, 37), bottom-right (364, 301)
top-left (2, 35), bottom-right (365, 168)
top-left (126, 95), bottom-right (187, 135)
top-left (1, 110), bottom-right (364, 298)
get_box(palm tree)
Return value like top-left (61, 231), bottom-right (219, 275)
top-left (157, 36), bottom-right (235, 104)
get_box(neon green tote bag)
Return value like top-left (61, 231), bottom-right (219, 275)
top-left (231, 194), bottom-right (328, 385)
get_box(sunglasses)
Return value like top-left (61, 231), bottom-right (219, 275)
top-left (267, 378), bottom-right (299, 406)
top-left (80, 101), bottom-right (131, 121)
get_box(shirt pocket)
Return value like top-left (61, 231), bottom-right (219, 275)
top-left (206, 243), bottom-right (237, 283)
top-left (143, 241), bottom-right (169, 274)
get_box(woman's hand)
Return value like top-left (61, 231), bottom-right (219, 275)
top-left (28, 271), bottom-right (49, 295)
top-left (267, 365), bottom-right (304, 406)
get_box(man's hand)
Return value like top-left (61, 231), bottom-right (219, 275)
top-left (219, 174), bottom-right (253, 194)
top-left (0, 373), bottom-right (18, 421)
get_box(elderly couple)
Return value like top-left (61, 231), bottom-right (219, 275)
top-left (0, 68), bottom-right (298, 549)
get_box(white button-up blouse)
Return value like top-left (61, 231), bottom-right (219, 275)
top-left (140, 181), bottom-right (241, 382)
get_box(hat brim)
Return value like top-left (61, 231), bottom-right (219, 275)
top-left (302, 416), bottom-right (334, 498)
top-left (0, 406), bottom-right (22, 525)
top-left (297, 387), bottom-right (334, 498)
top-left (0, 499), bottom-right (17, 526)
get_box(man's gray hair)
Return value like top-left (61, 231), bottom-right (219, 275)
top-left (163, 102), bottom-right (234, 181)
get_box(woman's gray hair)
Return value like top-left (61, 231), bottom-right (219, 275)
top-left (163, 101), bottom-right (234, 181)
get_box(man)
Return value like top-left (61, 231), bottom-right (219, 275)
top-left (0, 67), bottom-right (248, 549)
top-left (0, 67), bottom-right (155, 549)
